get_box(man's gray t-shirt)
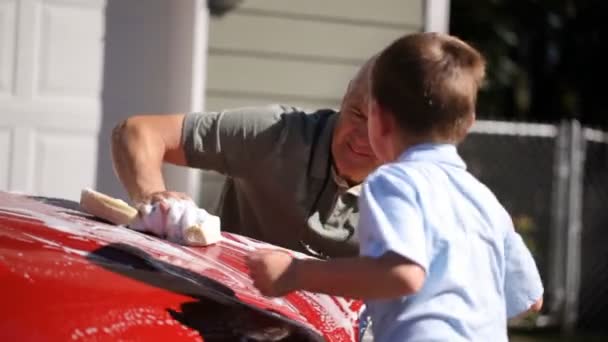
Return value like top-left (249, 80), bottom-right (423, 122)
top-left (182, 105), bottom-right (360, 258)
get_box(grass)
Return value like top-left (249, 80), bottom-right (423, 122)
top-left (510, 330), bottom-right (608, 342)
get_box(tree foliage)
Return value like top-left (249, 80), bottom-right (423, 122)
top-left (450, 0), bottom-right (606, 128)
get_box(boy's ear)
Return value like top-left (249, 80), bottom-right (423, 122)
top-left (369, 98), bottom-right (396, 137)
top-left (367, 97), bottom-right (378, 119)
top-left (464, 112), bottom-right (476, 133)
top-left (469, 112), bottom-right (476, 128)
top-left (455, 112), bottom-right (476, 142)
top-left (380, 107), bottom-right (398, 137)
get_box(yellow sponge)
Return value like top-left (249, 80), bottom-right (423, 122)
top-left (79, 188), bottom-right (138, 225)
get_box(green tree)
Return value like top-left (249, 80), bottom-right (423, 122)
top-left (450, 0), bottom-right (606, 128)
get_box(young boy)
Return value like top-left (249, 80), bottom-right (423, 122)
top-left (247, 32), bottom-right (543, 341)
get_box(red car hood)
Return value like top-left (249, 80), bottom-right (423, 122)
top-left (0, 192), bottom-right (363, 341)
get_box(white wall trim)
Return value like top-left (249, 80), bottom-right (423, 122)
top-left (424, 0), bottom-right (450, 33)
top-left (162, 0), bottom-right (209, 203)
top-left (190, 1), bottom-right (208, 112)
top-left (98, 0), bottom-right (208, 202)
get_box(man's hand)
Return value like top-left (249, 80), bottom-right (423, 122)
top-left (133, 191), bottom-right (193, 221)
top-left (137, 191), bottom-right (192, 206)
top-left (246, 250), bottom-right (298, 297)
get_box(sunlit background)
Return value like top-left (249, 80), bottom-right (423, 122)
top-left (1, 1), bottom-right (606, 340)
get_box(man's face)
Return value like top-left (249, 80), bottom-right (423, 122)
top-left (331, 78), bottom-right (381, 184)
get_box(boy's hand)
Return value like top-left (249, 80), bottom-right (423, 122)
top-left (530, 297), bottom-right (543, 312)
top-left (246, 250), bottom-right (297, 297)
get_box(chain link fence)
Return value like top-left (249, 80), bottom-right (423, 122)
top-left (199, 118), bottom-right (607, 334)
top-left (460, 120), bottom-right (608, 333)
top-left (577, 131), bottom-right (608, 331)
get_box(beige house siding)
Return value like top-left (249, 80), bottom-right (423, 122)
top-left (201, 0), bottom-right (425, 209)
top-left (206, 0), bottom-right (424, 111)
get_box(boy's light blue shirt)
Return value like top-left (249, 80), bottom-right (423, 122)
top-left (358, 144), bottom-right (543, 342)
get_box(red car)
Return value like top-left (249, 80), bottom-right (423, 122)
top-left (0, 192), bottom-right (363, 341)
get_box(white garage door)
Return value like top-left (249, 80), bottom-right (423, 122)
top-left (0, 0), bottom-right (105, 200)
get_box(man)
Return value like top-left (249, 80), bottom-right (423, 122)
top-left (111, 59), bottom-right (380, 258)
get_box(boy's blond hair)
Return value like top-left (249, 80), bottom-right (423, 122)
top-left (372, 32), bottom-right (486, 142)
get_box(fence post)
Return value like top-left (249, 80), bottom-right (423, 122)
top-left (548, 120), bottom-right (585, 331)
top-left (547, 120), bottom-right (570, 324)
top-left (563, 120), bottom-right (585, 332)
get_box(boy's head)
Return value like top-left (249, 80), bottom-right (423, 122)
top-left (368, 32), bottom-right (486, 161)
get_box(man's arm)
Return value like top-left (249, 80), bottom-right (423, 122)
top-left (111, 105), bottom-right (292, 203)
top-left (247, 250), bottom-right (425, 299)
top-left (111, 114), bottom-right (187, 203)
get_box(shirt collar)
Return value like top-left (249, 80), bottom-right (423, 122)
top-left (398, 143), bottom-right (466, 169)
top-left (332, 166), bottom-right (349, 189)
